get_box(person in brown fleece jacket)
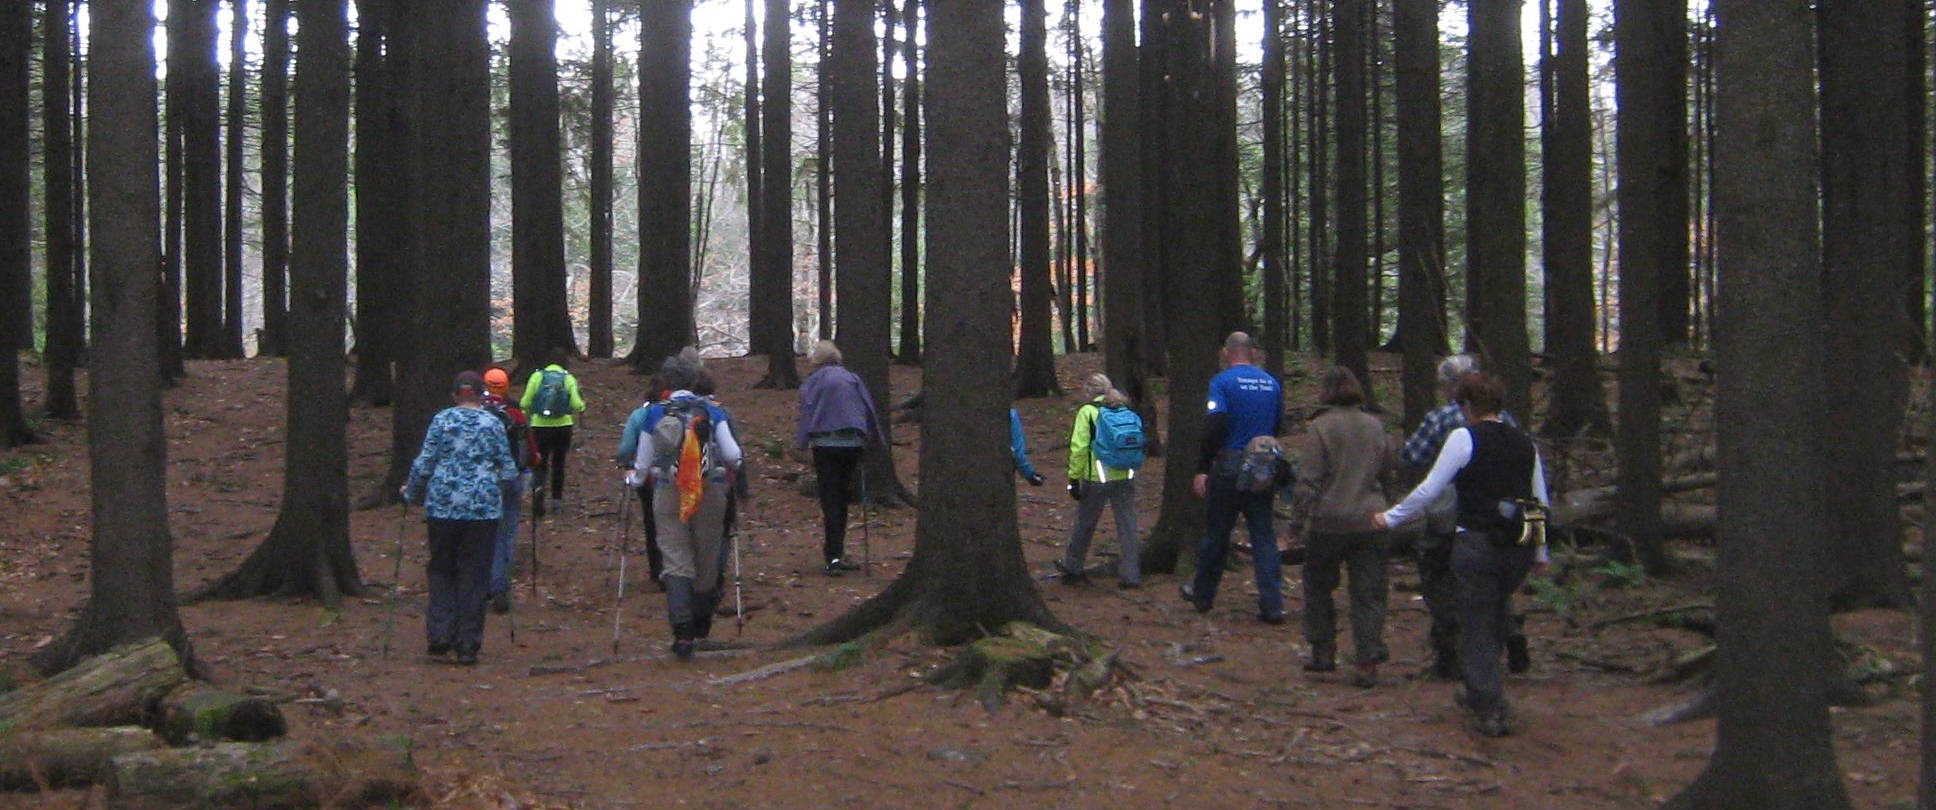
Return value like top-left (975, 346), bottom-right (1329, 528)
top-left (1291, 367), bottom-right (1396, 686)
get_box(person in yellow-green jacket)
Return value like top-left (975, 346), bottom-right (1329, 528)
top-left (1054, 373), bottom-right (1144, 589)
top-left (520, 348), bottom-right (587, 515)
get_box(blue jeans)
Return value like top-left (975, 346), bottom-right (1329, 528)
top-left (490, 476), bottom-right (526, 595)
top-left (426, 517), bottom-right (496, 654)
top-left (1190, 473), bottom-right (1284, 619)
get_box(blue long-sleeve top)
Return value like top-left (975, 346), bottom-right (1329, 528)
top-left (1010, 409), bottom-right (1040, 480)
top-left (406, 405), bottom-right (519, 520)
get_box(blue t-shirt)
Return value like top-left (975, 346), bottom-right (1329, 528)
top-left (1206, 364), bottom-right (1282, 451)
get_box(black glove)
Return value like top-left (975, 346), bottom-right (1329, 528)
top-left (1026, 472), bottom-right (1045, 486)
top-left (1067, 480), bottom-right (1082, 501)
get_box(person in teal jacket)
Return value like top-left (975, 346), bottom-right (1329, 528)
top-left (1054, 374), bottom-right (1142, 588)
top-left (520, 348), bottom-right (586, 514)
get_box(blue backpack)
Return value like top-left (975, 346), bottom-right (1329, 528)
top-left (1090, 405), bottom-right (1146, 472)
top-left (533, 369), bottom-right (570, 418)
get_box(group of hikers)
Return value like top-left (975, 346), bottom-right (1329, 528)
top-left (398, 332), bottom-right (1550, 738)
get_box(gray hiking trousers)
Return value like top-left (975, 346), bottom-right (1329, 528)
top-left (1063, 478), bottom-right (1140, 584)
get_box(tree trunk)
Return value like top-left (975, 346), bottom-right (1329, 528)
top-left (0, 0), bottom-right (33, 445)
top-left (1308, 0), bottom-right (1331, 355)
top-left (1261, 0), bottom-right (1286, 377)
top-left (1660, 1), bottom-right (1851, 805)
top-left (195, 0), bottom-right (360, 605)
top-left (1099, 0), bottom-right (1148, 421)
top-left (6, 639), bottom-right (186, 728)
top-left (896, 0), bottom-right (923, 363)
top-left (180, 0), bottom-right (223, 360)
top-left (627, 0), bottom-right (694, 370)
top-left (0, 727), bottom-right (160, 789)
top-left (1613, 0), bottom-right (1684, 574)
top-left (349, 0), bottom-right (397, 408)
top-left (1465, 0), bottom-right (1530, 418)
top-left (37, 2), bottom-right (190, 674)
top-left (107, 738), bottom-right (418, 809)
top-left (1819, 0), bottom-right (1915, 611)
top-left (1330, 0), bottom-right (1370, 396)
top-left (1014, 0), bottom-right (1059, 399)
top-left (802, 0), bottom-right (1057, 646)
top-left (1539, 0), bottom-right (1608, 440)
top-left (742, 0), bottom-right (764, 358)
top-left (159, 0), bottom-right (186, 383)
top-left (754, 0), bottom-right (800, 389)
top-left (1393, 0), bottom-right (1445, 433)
top-left (40, 0), bottom-right (81, 419)
top-left (587, 0), bottom-right (614, 358)
top-left (156, 682), bottom-right (287, 745)
top-left (220, 0), bottom-right (246, 358)
top-left (814, 0), bottom-right (833, 342)
top-left (258, 0), bottom-right (289, 358)
top-left (510, 0), bottom-right (577, 366)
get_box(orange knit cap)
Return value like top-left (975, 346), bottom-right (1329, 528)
top-left (483, 367), bottom-right (511, 395)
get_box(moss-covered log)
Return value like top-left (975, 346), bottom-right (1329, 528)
top-left (0, 726), bottom-right (161, 789)
top-left (108, 737), bottom-right (418, 809)
top-left (0, 638), bottom-right (184, 729)
top-left (156, 683), bottom-right (287, 745)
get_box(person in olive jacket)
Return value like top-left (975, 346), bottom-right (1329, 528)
top-left (1291, 367), bottom-right (1395, 686)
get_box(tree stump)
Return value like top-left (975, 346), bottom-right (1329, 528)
top-left (0, 726), bottom-right (161, 789)
top-left (0, 638), bottom-right (184, 729)
top-left (157, 683), bottom-right (287, 745)
top-left (108, 737), bottom-right (418, 809)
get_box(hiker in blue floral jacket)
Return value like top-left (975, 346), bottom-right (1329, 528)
top-left (403, 371), bottom-right (519, 665)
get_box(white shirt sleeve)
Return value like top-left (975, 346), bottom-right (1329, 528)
top-left (1382, 428), bottom-right (1472, 528)
top-left (714, 420), bottom-right (743, 468)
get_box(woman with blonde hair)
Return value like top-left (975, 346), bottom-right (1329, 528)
top-left (1055, 373), bottom-right (1143, 588)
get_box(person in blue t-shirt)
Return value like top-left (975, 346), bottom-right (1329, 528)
top-left (1181, 332), bottom-right (1288, 623)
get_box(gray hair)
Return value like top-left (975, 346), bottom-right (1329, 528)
top-left (658, 346), bottom-right (707, 392)
top-left (809, 340), bottom-right (843, 367)
top-left (1436, 354), bottom-right (1481, 387)
top-left (1082, 373), bottom-right (1129, 407)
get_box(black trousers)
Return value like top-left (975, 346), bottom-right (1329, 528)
top-left (813, 446), bottom-right (864, 562)
top-left (532, 425), bottom-right (573, 499)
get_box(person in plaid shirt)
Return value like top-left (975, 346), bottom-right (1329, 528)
top-left (1397, 355), bottom-right (1527, 679)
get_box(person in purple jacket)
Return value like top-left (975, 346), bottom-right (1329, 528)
top-left (796, 341), bottom-right (887, 576)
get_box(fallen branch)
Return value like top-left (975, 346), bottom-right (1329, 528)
top-left (706, 654), bottom-right (819, 687)
top-left (1588, 603), bottom-right (1714, 632)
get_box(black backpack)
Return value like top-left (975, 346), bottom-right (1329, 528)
top-left (484, 401), bottom-right (531, 470)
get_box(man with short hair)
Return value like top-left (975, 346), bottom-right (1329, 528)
top-left (1182, 332), bottom-right (1287, 623)
top-left (1399, 354), bottom-right (1528, 679)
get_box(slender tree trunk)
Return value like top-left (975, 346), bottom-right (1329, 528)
top-left (0, 1), bottom-right (31, 445)
top-left (1331, 0), bottom-right (1370, 396)
top-left (814, 0), bottom-right (832, 341)
top-left (1819, 0), bottom-right (1915, 611)
top-left (587, 0), bottom-right (614, 358)
top-left (41, 0), bottom-right (81, 419)
top-left (1466, 0), bottom-right (1530, 418)
top-left (1613, 0), bottom-right (1683, 574)
top-left (221, 0), bottom-right (246, 358)
top-left (755, 0), bottom-right (799, 389)
top-left (1100, 0), bottom-right (1148, 424)
top-left (181, 0), bottom-right (222, 359)
top-left (510, 0), bottom-right (577, 365)
top-left (1309, 0), bottom-right (1332, 354)
top-left (800, 0), bottom-right (1056, 647)
top-left (628, 1), bottom-right (694, 369)
top-left (159, 0), bottom-right (187, 382)
top-left (1393, 0), bottom-right (1446, 432)
top-left (196, 0), bottom-right (359, 604)
top-left (350, 0), bottom-right (398, 409)
top-left (1137, 0), bottom-right (1168, 373)
top-left (742, 0), bottom-right (763, 357)
top-left (896, 0), bottom-right (922, 363)
top-left (37, 0), bottom-right (191, 676)
top-left (1072, 4), bottom-right (1092, 352)
top-left (1539, 0), bottom-right (1607, 439)
top-left (1014, 0), bottom-right (1059, 398)
top-left (1902, 0), bottom-right (1926, 364)
top-left (259, 0), bottom-right (289, 358)
top-left (1661, 3), bottom-right (1849, 804)
top-left (1261, 0), bottom-right (1286, 377)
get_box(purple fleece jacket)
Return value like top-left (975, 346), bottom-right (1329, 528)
top-left (795, 364), bottom-right (885, 449)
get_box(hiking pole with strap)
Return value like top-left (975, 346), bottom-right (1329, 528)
top-left (381, 501), bottom-right (409, 658)
top-left (731, 496), bottom-right (746, 636)
top-left (528, 475), bottom-right (541, 597)
top-left (610, 483), bottom-right (634, 655)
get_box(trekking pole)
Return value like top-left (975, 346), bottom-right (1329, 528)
top-left (505, 581), bottom-right (518, 643)
top-left (381, 501), bottom-right (409, 659)
top-left (860, 463), bottom-right (871, 578)
top-left (732, 501), bottom-right (746, 636)
top-left (528, 476), bottom-right (541, 598)
top-left (609, 484), bottom-right (634, 655)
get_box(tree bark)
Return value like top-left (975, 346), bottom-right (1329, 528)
top-left (628, 0), bottom-right (695, 370)
top-left (259, 0), bottom-right (289, 358)
top-left (742, 0), bottom-right (764, 358)
top-left (896, 0), bottom-right (923, 363)
top-left (0, 0), bottom-right (34, 445)
top-left (1661, 0), bottom-right (1851, 804)
top-left (349, 0), bottom-right (398, 408)
top-left (4, 639), bottom-right (186, 728)
top-left (510, 0), bottom-right (577, 365)
top-left (587, 0), bottom-right (614, 358)
top-left (156, 682), bottom-right (287, 745)
top-left (107, 738), bottom-right (418, 809)
top-left (801, 0), bottom-right (1057, 646)
top-left (1261, 0), bottom-right (1286, 377)
top-left (1330, 0), bottom-right (1370, 396)
top-left (1013, 0), bottom-right (1060, 399)
top-left (180, 0), bottom-right (223, 360)
top-left (1100, 0), bottom-right (1147, 419)
top-left (1539, 0), bottom-right (1608, 440)
top-left (40, 0), bottom-right (82, 419)
top-left (37, 2), bottom-right (191, 674)
top-left (1465, 0), bottom-right (1530, 418)
top-left (1393, 0), bottom-right (1446, 433)
top-left (0, 727), bottom-right (160, 789)
top-left (220, 0), bottom-right (246, 358)
top-left (1819, 0), bottom-right (1915, 611)
top-left (754, 0), bottom-right (800, 389)
top-left (195, 0), bottom-right (361, 605)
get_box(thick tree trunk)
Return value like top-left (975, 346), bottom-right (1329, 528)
top-left (1330, 0), bottom-right (1370, 397)
top-left (3, 639), bottom-right (186, 729)
top-left (0, 0), bottom-right (34, 445)
top-left (896, 0), bottom-right (922, 363)
top-left (40, 0), bottom-right (82, 419)
top-left (349, 0), bottom-right (397, 408)
top-left (741, 0), bottom-right (764, 358)
top-left (1013, 0), bottom-right (1059, 399)
top-left (587, 0), bottom-right (614, 358)
top-left (221, 0), bottom-right (246, 358)
top-left (156, 683), bottom-right (287, 745)
top-left (259, 0), bottom-right (289, 358)
top-left (1465, 0), bottom-right (1531, 417)
top-left (629, 0), bottom-right (694, 370)
top-left (1099, 0), bottom-right (1148, 422)
top-left (1539, 0), bottom-right (1608, 440)
top-left (509, 0), bottom-right (577, 365)
top-left (107, 738), bottom-right (418, 809)
top-left (1260, 0), bottom-right (1285, 377)
top-left (0, 727), bottom-right (161, 789)
top-left (180, 0), bottom-right (224, 360)
top-left (754, 0), bottom-right (799, 389)
top-left (1393, 0), bottom-right (1447, 433)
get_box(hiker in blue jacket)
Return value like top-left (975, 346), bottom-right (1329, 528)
top-left (1055, 374), bottom-right (1142, 589)
top-left (402, 371), bottom-right (519, 665)
top-left (1010, 409), bottom-right (1046, 486)
top-left (1182, 332), bottom-right (1287, 624)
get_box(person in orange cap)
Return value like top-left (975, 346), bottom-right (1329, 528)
top-left (481, 367), bottom-right (536, 613)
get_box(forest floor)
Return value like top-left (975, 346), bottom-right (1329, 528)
top-left (0, 350), bottom-right (1920, 809)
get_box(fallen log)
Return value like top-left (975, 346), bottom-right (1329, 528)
top-left (108, 737), bottom-right (418, 809)
top-left (0, 726), bottom-right (161, 790)
top-left (1550, 499), bottom-right (1716, 538)
top-left (156, 682), bottom-right (287, 745)
top-left (0, 638), bottom-right (184, 730)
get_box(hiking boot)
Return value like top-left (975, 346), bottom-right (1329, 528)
top-left (1429, 648), bottom-right (1460, 681)
top-left (672, 639), bottom-right (695, 661)
top-left (1348, 662), bottom-right (1378, 688)
top-left (1257, 612), bottom-right (1285, 626)
top-left (453, 648), bottom-right (479, 666)
top-left (426, 642), bottom-right (452, 659)
top-left (1303, 647), bottom-right (1336, 673)
top-left (1474, 712), bottom-right (1510, 738)
top-left (489, 591), bottom-right (511, 615)
top-left (1178, 582), bottom-right (1213, 613)
top-left (824, 558), bottom-right (861, 576)
top-left (1053, 559), bottom-right (1089, 585)
top-left (1507, 634), bottom-right (1531, 674)
top-left (1117, 579), bottom-right (1142, 590)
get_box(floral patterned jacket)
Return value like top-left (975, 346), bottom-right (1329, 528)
top-left (406, 406), bottom-right (518, 520)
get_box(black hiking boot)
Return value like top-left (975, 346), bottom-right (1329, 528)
top-left (489, 591), bottom-right (511, 615)
top-left (1052, 559), bottom-right (1089, 585)
top-left (1506, 634), bottom-right (1531, 674)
